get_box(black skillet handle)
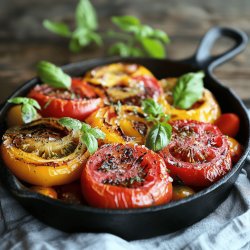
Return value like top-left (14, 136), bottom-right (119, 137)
top-left (186, 27), bottom-right (248, 71)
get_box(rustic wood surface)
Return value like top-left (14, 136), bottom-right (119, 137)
top-left (0, 0), bottom-right (250, 103)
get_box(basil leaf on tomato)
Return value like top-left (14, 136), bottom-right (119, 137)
top-left (173, 71), bottom-right (205, 109)
top-left (81, 133), bottom-right (98, 154)
top-left (146, 123), bottom-right (171, 151)
top-left (37, 61), bottom-right (71, 90)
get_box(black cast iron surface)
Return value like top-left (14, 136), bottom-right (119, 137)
top-left (0, 27), bottom-right (250, 240)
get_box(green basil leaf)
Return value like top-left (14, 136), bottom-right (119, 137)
top-left (75, 0), bottom-right (98, 30)
top-left (88, 127), bottom-right (106, 139)
top-left (72, 28), bottom-right (91, 46)
top-left (81, 133), bottom-right (98, 154)
top-left (130, 47), bottom-right (145, 57)
top-left (141, 37), bottom-right (165, 58)
top-left (59, 117), bottom-right (82, 131)
top-left (108, 42), bottom-right (131, 57)
top-left (136, 25), bottom-right (154, 38)
top-left (81, 122), bottom-right (91, 132)
top-left (8, 97), bottom-right (29, 105)
top-left (21, 104), bottom-right (36, 124)
top-left (43, 20), bottom-right (72, 38)
top-left (152, 29), bottom-right (170, 44)
top-left (37, 61), bottom-right (71, 89)
top-left (160, 122), bottom-right (172, 140)
top-left (142, 99), bottom-right (164, 117)
top-left (9, 97), bottom-right (40, 123)
top-left (88, 31), bottom-right (103, 46)
top-left (111, 16), bottom-right (140, 33)
top-left (69, 37), bottom-right (82, 52)
top-left (146, 123), bottom-right (171, 151)
top-left (173, 71), bottom-right (205, 109)
top-left (8, 97), bottom-right (41, 109)
top-left (27, 99), bottom-right (41, 110)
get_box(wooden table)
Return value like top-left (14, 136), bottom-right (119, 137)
top-left (1, 0), bottom-right (250, 103)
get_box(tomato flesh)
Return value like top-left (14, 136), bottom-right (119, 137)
top-left (28, 78), bottom-right (104, 120)
top-left (159, 120), bottom-right (232, 187)
top-left (81, 144), bottom-right (172, 209)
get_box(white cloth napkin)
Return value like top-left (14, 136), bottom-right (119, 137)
top-left (0, 159), bottom-right (250, 250)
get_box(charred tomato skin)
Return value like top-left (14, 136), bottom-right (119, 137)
top-left (81, 144), bottom-right (172, 209)
top-left (28, 78), bottom-right (104, 120)
top-left (159, 120), bottom-right (232, 187)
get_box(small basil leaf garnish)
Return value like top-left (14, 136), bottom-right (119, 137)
top-left (173, 71), bottom-right (205, 109)
top-left (8, 97), bottom-right (41, 124)
top-left (81, 133), bottom-right (98, 154)
top-left (58, 117), bottom-right (82, 131)
top-left (141, 99), bottom-right (172, 151)
top-left (59, 117), bottom-right (106, 154)
top-left (146, 123), bottom-right (172, 151)
top-left (37, 61), bottom-right (71, 90)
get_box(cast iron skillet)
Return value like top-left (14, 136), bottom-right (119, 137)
top-left (0, 27), bottom-right (249, 240)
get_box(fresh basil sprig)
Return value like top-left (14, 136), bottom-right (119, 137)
top-left (142, 99), bottom-right (171, 151)
top-left (109, 15), bottom-right (170, 58)
top-left (37, 61), bottom-right (71, 89)
top-left (173, 71), bottom-right (205, 109)
top-left (8, 97), bottom-right (41, 124)
top-left (43, 1), bottom-right (170, 57)
top-left (142, 99), bottom-right (170, 123)
top-left (59, 117), bottom-right (105, 154)
top-left (43, 0), bottom-right (102, 52)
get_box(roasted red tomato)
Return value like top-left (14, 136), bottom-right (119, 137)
top-left (159, 120), bottom-right (232, 187)
top-left (84, 63), bottom-right (163, 105)
top-left (81, 144), bottom-right (172, 209)
top-left (214, 113), bottom-right (240, 137)
top-left (28, 78), bottom-right (105, 120)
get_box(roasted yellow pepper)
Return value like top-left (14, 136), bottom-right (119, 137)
top-left (160, 78), bottom-right (221, 123)
top-left (85, 105), bottom-right (149, 144)
top-left (84, 63), bottom-right (153, 87)
top-left (1, 118), bottom-right (89, 186)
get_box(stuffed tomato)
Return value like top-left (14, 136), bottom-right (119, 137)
top-left (81, 144), bottom-right (172, 209)
top-left (159, 120), bottom-right (232, 187)
top-left (84, 63), bottom-right (163, 105)
top-left (28, 78), bottom-right (105, 120)
top-left (159, 77), bottom-right (221, 123)
top-left (1, 118), bottom-right (89, 186)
